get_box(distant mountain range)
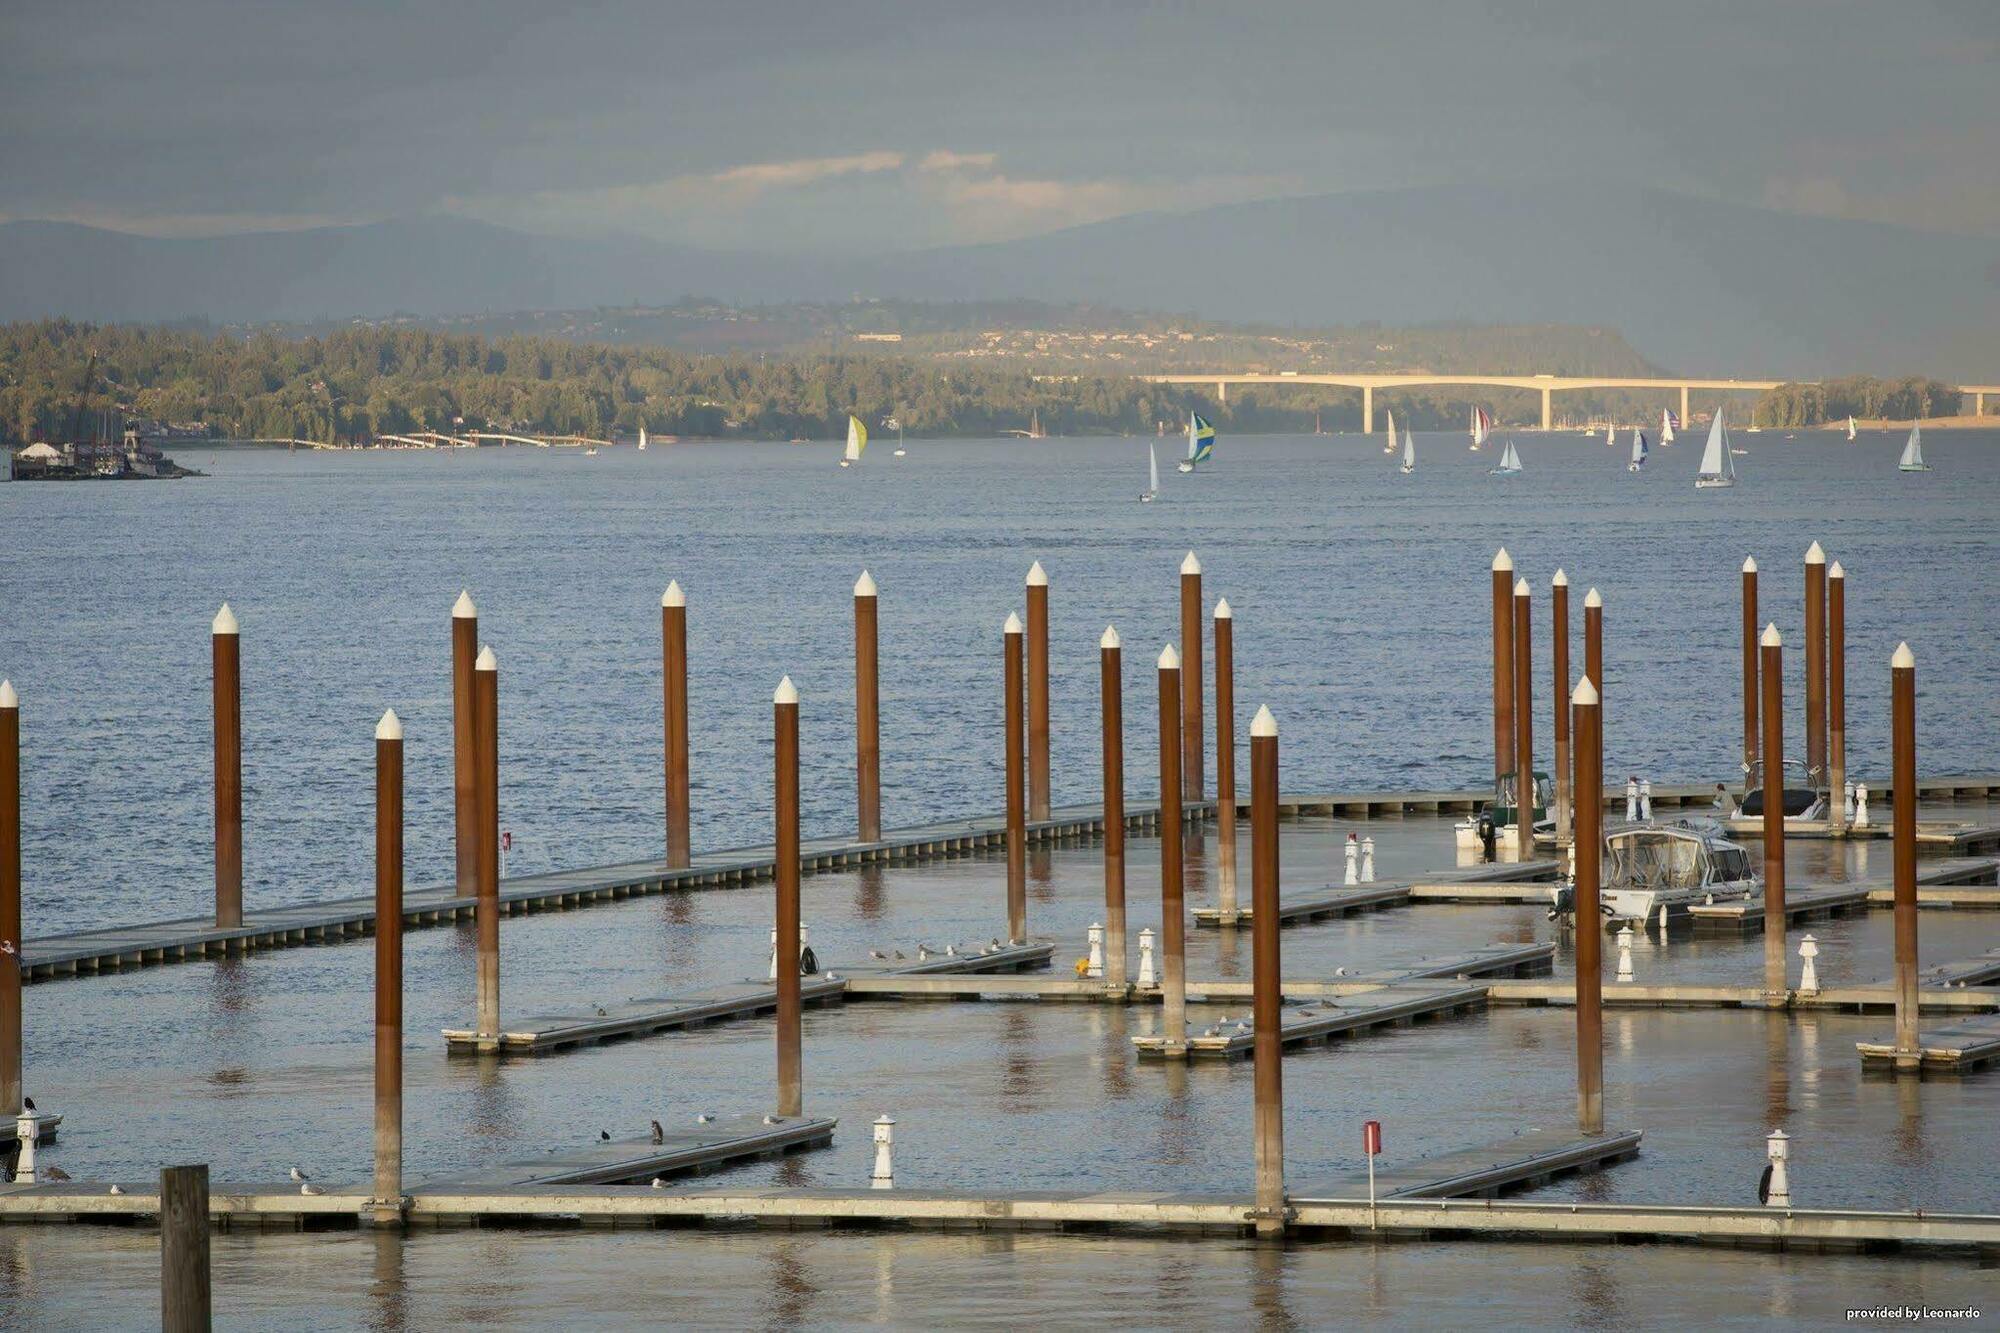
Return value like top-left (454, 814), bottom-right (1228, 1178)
top-left (4, 185), bottom-right (1995, 377)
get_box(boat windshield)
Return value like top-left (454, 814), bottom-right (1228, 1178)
top-left (1605, 832), bottom-right (1709, 889)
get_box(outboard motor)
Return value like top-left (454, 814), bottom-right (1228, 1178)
top-left (799, 944), bottom-right (819, 976)
top-left (1546, 883), bottom-right (1574, 923)
top-left (1478, 812), bottom-right (1497, 862)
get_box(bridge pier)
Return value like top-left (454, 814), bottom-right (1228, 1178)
top-left (1216, 380), bottom-right (1227, 405)
top-left (1363, 385), bottom-right (1373, 435)
top-left (1540, 386), bottom-right (1552, 432)
top-left (1681, 385), bottom-right (1691, 429)
top-left (1976, 391), bottom-right (1985, 418)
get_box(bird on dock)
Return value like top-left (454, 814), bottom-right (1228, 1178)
top-left (763, 1115), bottom-right (781, 1125)
top-left (289, 1167), bottom-right (311, 1183)
top-left (1202, 1026), bottom-right (1219, 1038)
top-left (893, 950), bottom-right (906, 961)
top-left (300, 1182), bottom-right (323, 1196)
top-left (600, 1130), bottom-right (611, 1141)
top-left (594, 1004), bottom-right (608, 1016)
top-left (990, 938), bottom-right (1003, 950)
top-left (650, 1177), bottom-right (666, 1189)
top-left (42, 1166), bottom-right (71, 1182)
top-left (1333, 968), bottom-right (1348, 977)
top-left (870, 950), bottom-right (887, 960)
top-left (21, 1097), bottom-right (33, 1112)
top-left (946, 944), bottom-right (958, 957)
top-left (697, 1113), bottom-right (716, 1124)
top-left (650, 1120), bottom-right (665, 1145)
top-left (108, 1185), bottom-right (124, 1195)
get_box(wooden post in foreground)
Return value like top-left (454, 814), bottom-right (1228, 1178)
top-left (1759, 624), bottom-right (1788, 1002)
top-left (452, 591), bottom-right (478, 895)
top-left (1490, 549), bottom-right (1515, 804)
top-left (1804, 542), bottom-right (1827, 792)
top-left (1828, 562), bottom-right (1847, 834)
top-left (1099, 626), bottom-right (1127, 988)
top-left (1572, 676), bottom-right (1604, 1135)
top-left (1551, 571), bottom-right (1572, 844)
top-left (1214, 598), bottom-right (1239, 921)
top-left (1513, 577), bottom-right (1535, 846)
top-left (1891, 643), bottom-right (1921, 1069)
top-left (161, 1163), bottom-right (211, 1333)
top-left (774, 676), bottom-right (802, 1117)
top-left (212, 604), bottom-right (242, 929)
top-left (1584, 588), bottom-right (1603, 758)
top-left (1741, 558), bottom-right (1759, 791)
top-left (473, 646), bottom-right (500, 1045)
top-left (662, 581), bottom-right (690, 868)
top-left (1004, 613), bottom-right (1027, 943)
top-left (1025, 562), bottom-right (1051, 822)
top-left (1180, 552), bottom-right (1205, 805)
top-left (1249, 705), bottom-right (1286, 1236)
top-left (1157, 645), bottom-right (1187, 1054)
top-left (0, 680), bottom-right (20, 1118)
top-left (372, 709), bottom-right (404, 1224)
top-left (854, 570), bottom-right (881, 843)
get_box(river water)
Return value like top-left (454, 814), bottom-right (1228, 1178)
top-left (1, 432), bottom-right (1997, 1327)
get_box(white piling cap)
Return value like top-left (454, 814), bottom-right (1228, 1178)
top-left (452, 590), bottom-right (476, 619)
top-left (1742, 556), bottom-right (1758, 574)
top-left (1025, 561), bottom-right (1048, 587)
top-left (1492, 547), bottom-right (1513, 572)
top-left (774, 675), bottom-right (798, 705)
top-left (1004, 612), bottom-right (1023, 636)
top-left (1181, 550), bottom-right (1201, 576)
top-left (1513, 577), bottom-right (1530, 597)
top-left (1805, 541), bottom-right (1826, 565)
top-left (1251, 705), bottom-right (1277, 737)
top-left (662, 580), bottom-right (684, 608)
top-left (1584, 588), bottom-right (1602, 608)
top-left (1158, 644), bottom-right (1181, 670)
top-left (1892, 641), bottom-right (1914, 669)
top-left (475, 645), bottom-right (497, 671)
top-left (1572, 676), bottom-right (1599, 706)
top-left (1829, 560), bottom-right (1844, 579)
top-left (1213, 597), bottom-right (1232, 620)
top-left (854, 570), bottom-right (877, 598)
top-left (211, 603), bottom-right (238, 635)
top-left (1552, 569), bottom-right (1568, 588)
top-left (376, 708), bottom-right (403, 741)
top-left (0, 680), bottom-right (16, 709)
top-left (1762, 623), bottom-right (1782, 647)
top-left (1100, 625), bottom-right (1121, 650)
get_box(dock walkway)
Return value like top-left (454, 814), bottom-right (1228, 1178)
top-left (1192, 861), bottom-right (1560, 927)
top-left (1293, 1125), bottom-right (1641, 1200)
top-left (418, 1113), bottom-right (835, 1189)
top-left (1857, 1015), bottom-right (2000, 1073)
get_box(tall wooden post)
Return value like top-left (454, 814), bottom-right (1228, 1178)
top-left (1025, 563), bottom-right (1051, 822)
top-left (1828, 563), bottom-right (1847, 833)
top-left (1513, 577), bottom-right (1535, 844)
top-left (372, 710), bottom-right (404, 1224)
top-left (211, 604), bottom-right (242, 930)
top-left (1004, 614), bottom-right (1027, 943)
top-left (773, 676), bottom-right (802, 1117)
top-left (1759, 625), bottom-right (1788, 1001)
top-left (1804, 543), bottom-right (1828, 791)
top-left (1179, 552), bottom-right (1205, 804)
top-left (854, 571), bottom-right (881, 843)
top-left (1490, 549), bottom-right (1515, 802)
top-left (473, 646), bottom-right (500, 1045)
top-left (1740, 558), bottom-right (1759, 790)
top-left (661, 582), bottom-right (690, 868)
top-left (0, 680), bottom-right (20, 1118)
top-left (452, 591), bottom-right (478, 896)
top-left (1099, 627), bottom-right (1127, 988)
top-left (1249, 705), bottom-right (1285, 1237)
top-left (1213, 599), bottom-right (1238, 921)
top-left (1583, 589), bottom-right (1603, 756)
top-left (160, 1164), bottom-right (211, 1333)
top-left (1572, 676), bottom-right (1604, 1135)
top-left (1157, 645), bottom-right (1187, 1054)
top-left (1551, 571), bottom-right (1572, 844)
top-left (1890, 643), bottom-right (1920, 1068)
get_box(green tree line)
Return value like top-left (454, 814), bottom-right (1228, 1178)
top-left (1753, 376), bottom-right (1961, 428)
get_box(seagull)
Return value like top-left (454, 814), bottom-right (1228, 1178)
top-left (300, 1182), bottom-right (323, 1196)
top-left (599, 1130), bottom-right (611, 1141)
top-left (696, 1113), bottom-right (715, 1124)
top-left (650, 1120), bottom-right (664, 1144)
top-left (108, 1184), bottom-right (124, 1195)
top-left (990, 937), bottom-right (1002, 950)
top-left (870, 950), bottom-right (887, 961)
top-left (1202, 1026), bottom-right (1219, 1038)
top-left (288, 1167), bottom-right (310, 1183)
top-left (946, 944), bottom-right (958, 957)
top-left (650, 1177), bottom-right (666, 1189)
top-left (763, 1114), bottom-right (781, 1125)
top-left (892, 950), bottom-right (906, 961)
top-left (43, 1166), bottom-right (71, 1182)
top-left (594, 1004), bottom-right (608, 1017)
top-left (1333, 967), bottom-right (1348, 978)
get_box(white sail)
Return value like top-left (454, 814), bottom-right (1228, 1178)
top-left (1630, 428), bottom-right (1647, 468)
top-left (1149, 441), bottom-right (1160, 493)
top-left (638, 426), bottom-right (648, 451)
top-left (1186, 415), bottom-right (1198, 461)
top-left (1504, 440), bottom-right (1521, 471)
top-left (1660, 410), bottom-right (1675, 443)
top-left (1696, 408), bottom-right (1735, 487)
top-left (844, 415), bottom-right (866, 463)
top-left (1847, 416), bottom-right (1858, 441)
top-left (1401, 428), bottom-right (1416, 472)
top-left (1384, 408), bottom-right (1396, 453)
top-left (1605, 421), bottom-right (1615, 444)
top-left (1899, 422), bottom-right (1927, 470)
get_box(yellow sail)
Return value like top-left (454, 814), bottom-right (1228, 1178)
top-left (845, 415), bottom-right (868, 462)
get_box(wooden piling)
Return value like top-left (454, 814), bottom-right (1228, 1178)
top-left (1759, 625), bottom-right (1788, 1001)
top-left (1805, 544), bottom-right (1827, 791)
top-left (1158, 645), bottom-right (1187, 1054)
top-left (1584, 589), bottom-right (1603, 747)
top-left (1214, 598), bottom-right (1238, 921)
top-left (474, 647), bottom-right (500, 1043)
top-left (1551, 572), bottom-right (1571, 844)
top-left (1741, 558), bottom-right (1759, 790)
top-left (1572, 677), bottom-right (1604, 1135)
top-left (1100, 627), bottom-right (1127, 987)
top-left (160, 1164), bottom-right (211, 1333)
top-left (854, 571), bottom-right (881, 843)
top-left (212, 605), bottom-right (242, 930)
top-left (1180, 552), bottom-right (1205, 804)
top-left (774, 677), bottom-right (802, 1117)
top-left (662, 582), bottom-right (690, 869)
top-left (1026, 563), bottom-right (1051, 822)
top-left (373, 710), bottom-right (404, 1223)
top-left (0, 680), bottom-right (19, 1117)
top-left (1891, 643), bottom-right (1919, 1068)
top-left (1829, 563), bottom-right (1846, 834)
top-left (452, 592), bottom-right (478, 896)
top-left (1004, 614), bottom-right (1027, 943)
top-left (1491, 549), bottom-right (1515, 802)
top-left (1513, 578), bottom-right (1534, 844)
top-left (1249, 705), bottom-right (1285, 1236)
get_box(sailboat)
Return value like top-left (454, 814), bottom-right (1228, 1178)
top-left (1695, 408), bottom-right (1737, 488)
top-left (1382, 408), bottom-right (1397, 454)
top-left (1628, 428), bottom-right (1649, 472)
top-left (1604, 421), bottom-right (1616, 446)
top-left (638, 427), bottom-right (648, 452)
top-left (1177, 413), bottom-right (1215, 473)
top-left (1399, 426), bottom-right (1416, 474)
top-left (1660, 410), bottom-right (1677, 444)
top-left (1898, 421), bottom-right (1931, 472)
top-left (1489, 439), bottom-right (1522, 475)
top-left (839, 414), bottom-right (867, 468)
top-left (1470, 406), bottom-right (1490, 451)
top-left (1846, 416), bottom-right (1858, 441)
top-left (889, 417), bottom-right (906, 457)
top-left (1142, 442), bottom-right (1160, 502)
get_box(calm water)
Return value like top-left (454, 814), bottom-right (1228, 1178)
top-left (2, 433), bottom-right (1998, 1328)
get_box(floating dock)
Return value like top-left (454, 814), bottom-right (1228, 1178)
top-left (1136, 981), bottom-right (1491, 1059)
top-left (1192, 862), bottom-right (1560, 926)
top-left (1687, 883), bottom-right (1872, 931)
top-left (1293, 1124), bottom-right (1641, 1200)
top-left (418, 1113), bottom-right (836, 1191)
top-left (1486, 980), bottom-right (2000, 1013)
top-left (1723, 819), bottom-right (2000, 853)
top-left (1857, 1015), bottom-right (2000, 1073)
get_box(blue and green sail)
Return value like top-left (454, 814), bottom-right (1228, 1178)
top-left (1188, 413), bottom-right (1216, 465)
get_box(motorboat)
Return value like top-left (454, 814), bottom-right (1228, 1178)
top-left (1454, 769), bottom-right (1554, 852)
top-left (1547, 819), bottom-right (1758, 927)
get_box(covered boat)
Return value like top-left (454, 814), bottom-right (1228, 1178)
top-left (1548, 820), bottom-right (1758, 927)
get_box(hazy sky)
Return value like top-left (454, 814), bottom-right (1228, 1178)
top-left (3, 0), bottom-right (1995, 251)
